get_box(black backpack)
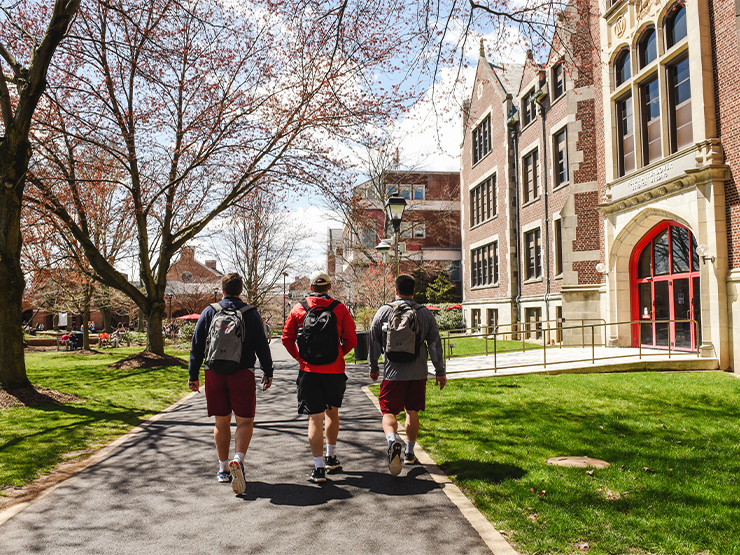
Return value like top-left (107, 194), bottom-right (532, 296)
top-left (297, 299), bottom-right (340, 365)
top-left (204, 303), bottom-right (255, 374)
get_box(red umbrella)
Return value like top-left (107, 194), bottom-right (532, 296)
top-left (426, 305), bottom-right (441, 311)
top-left (176, 313), bottom-right (202, 320)
top-left (446, 304), bottom-right (462, 310)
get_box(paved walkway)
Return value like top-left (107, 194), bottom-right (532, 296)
top-left (0, 344), bottom-right (516, 555)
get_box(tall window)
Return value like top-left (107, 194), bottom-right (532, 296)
top-left (522, 89), bottom-right (537, 126)
top-left (665, 4), bottom-right (687, 49)
top-left (523, 150), bottom-right (539, 203)
top-left (525, 228), bottom-right (542, 280)
top-left (617, 94), bottom-right (635, 176)
top-left (638, 27), bottom-right (657, 69)
top-left (554, 219), bottom-right (563, 275)
top-left (554, 128), bottom-right (568, 186)
top-left (668, 57), bottom-right (692, 152)
top-left (472, 115), bottom-right (491, 164)
top-left (615, 48), bottom-right (631, 87)
top-left (413, 185), bottom-right (425, 200)
top-left (471, 242), bottom-right (498, 287)
top-left (641, 77), bottom-right (661, 164)
top-left (469, 174), bottom-right (496, 227)
top-left (552, 63), bottom-right (565, 98)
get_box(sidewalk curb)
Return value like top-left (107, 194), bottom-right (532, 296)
top-left (361, 385), bottom-right (520, 555)
top-left (0, 389), bottom-right (201, 527)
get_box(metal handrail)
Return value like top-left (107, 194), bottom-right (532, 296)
top-left (439, 318), bottom-right (700, 374)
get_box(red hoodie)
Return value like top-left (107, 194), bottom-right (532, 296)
top-left (282, 294), bottom-right (357, 374)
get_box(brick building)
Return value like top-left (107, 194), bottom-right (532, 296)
top-left (164, 246), bottom-right (223, 318)
top-left (329, 170), bottom-right (462, 303)
top-left (460, 0), bottom-right (601, 339)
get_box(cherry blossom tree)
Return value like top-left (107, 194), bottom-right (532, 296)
top-left (27, 0), bottom-right (429, 356)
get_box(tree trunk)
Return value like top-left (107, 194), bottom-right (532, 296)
top-left (82, 303), bottom-right (90, 350)
top-left (0, 144), bottom-right (30, 389)
top-left (102, 306), bottom-right (112, 333)
top-left (145, 306), bottom-right (165, 355)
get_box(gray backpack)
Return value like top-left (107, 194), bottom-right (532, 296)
top-left (384, 300), bottom-right (421, 363)
top-left (204, 303), bottom-right (254, 374)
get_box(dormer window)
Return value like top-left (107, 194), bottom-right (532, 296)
top-left (638, 27), bottom-right (657, 69)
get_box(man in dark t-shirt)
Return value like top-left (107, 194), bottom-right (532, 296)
top-left (188, 273), bottom-right (273, 495)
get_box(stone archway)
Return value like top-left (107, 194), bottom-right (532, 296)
top-left (605, 207), bottom-right (696, 346)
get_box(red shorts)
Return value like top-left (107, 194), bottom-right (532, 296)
top-left (379, 379), bottom-right (427, 415)
top-left (204, 368), bottom-right (256, 418)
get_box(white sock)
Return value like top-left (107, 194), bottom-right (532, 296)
top-left (386, 433), bottom-right (397, 448)
top-left (314, 456), bottom-right (325, 469)
top-left (234, 452), bottom-right (245, 464)
top-left (219, 460), bottom-right (229, 472)
top-left (326, 444), bottom-right (336, 457)
top-left (406, 441), bottom-right (416, 454)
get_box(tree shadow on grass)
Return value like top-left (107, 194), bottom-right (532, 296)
top-left (441, 460), bottom-right (527, 483)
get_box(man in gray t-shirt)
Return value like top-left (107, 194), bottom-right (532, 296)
top-left (369, 274), bottom-right (446, 476)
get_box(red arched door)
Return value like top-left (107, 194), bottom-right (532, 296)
top-left (630, 221), bottom-right (701, 350)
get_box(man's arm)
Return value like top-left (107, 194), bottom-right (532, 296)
top-left (187, 308), bottom-right (212, 385)
top-left (424, 310), bottom-right (445, 376)
top-left (339, 305), bottom-right (357, 355)
top-left (281, 307), bottom-right (301, 361)
top-left (368, 306), bottom-right (388, 377)
top-left (251, 310), bottom-right (274, 379)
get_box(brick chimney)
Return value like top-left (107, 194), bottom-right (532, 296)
top-left (180, 246), bottom-right (195, 261)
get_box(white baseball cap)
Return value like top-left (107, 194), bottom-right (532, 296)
top-left (310, 270), bottom-right (332, 286)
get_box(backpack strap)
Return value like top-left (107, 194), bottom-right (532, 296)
top-left (238, 305), bottom-right (255, 314)
top-left (210, 302), bottom-right (222, 312)
top-left (301, 299), bottom-right (339, 313)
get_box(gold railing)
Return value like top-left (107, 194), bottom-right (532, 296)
top-left (440, 318), bottom-right (700, 373)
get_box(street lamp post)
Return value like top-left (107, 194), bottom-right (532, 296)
top-left (386, 195), bottom-right (407, 277)
top-left (283, 272), bottom-right (289, 325)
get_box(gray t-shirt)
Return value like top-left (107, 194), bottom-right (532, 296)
top-left (368, 298), bottom-right (445, 380)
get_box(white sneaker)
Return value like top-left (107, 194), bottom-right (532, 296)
top-left (388, 440), bottom-right (403, 476)
top-left (229, 459), bottom-right (246, 494)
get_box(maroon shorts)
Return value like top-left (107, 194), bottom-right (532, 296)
top-left (204, 368), bottom-right (256, 418)
top-left (379, 379), bottom-right (427, 415)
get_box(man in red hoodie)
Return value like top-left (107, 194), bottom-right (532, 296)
top-left (282, 270), bottom-right (357, 483)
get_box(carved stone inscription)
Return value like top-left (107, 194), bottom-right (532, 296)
top-left (609, 149), bottom-right (696, 202)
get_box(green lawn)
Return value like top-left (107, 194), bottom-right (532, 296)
top-left (406, 371), bottom-right (740, 555)
top-left (1, 347), bottom-right (191, 489)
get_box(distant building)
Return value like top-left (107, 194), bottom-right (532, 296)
top-left (329, 170), bottom-right (462, 303)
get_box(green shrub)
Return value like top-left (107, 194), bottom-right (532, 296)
top-left (433, 307), bottom-right (463, 331)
